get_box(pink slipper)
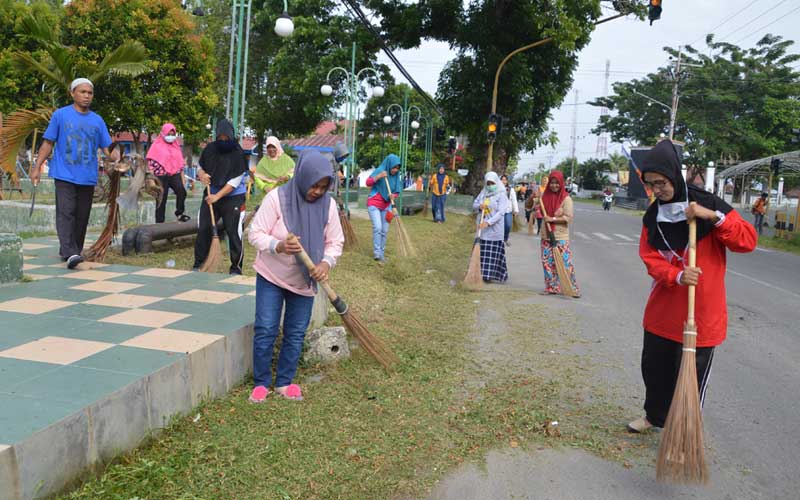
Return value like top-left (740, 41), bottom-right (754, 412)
top-left (276, 384), bottom-right (303, 401)
top-left (248, 385), bottom-right (270, 403)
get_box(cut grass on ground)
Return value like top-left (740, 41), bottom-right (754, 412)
top-left (61, 212), bottom-right (647, 500)
top-left (757, 233), bottom-right (800, 256)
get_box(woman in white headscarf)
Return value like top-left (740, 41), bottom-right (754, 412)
top-left (472, 171), bottom-right (510, 283)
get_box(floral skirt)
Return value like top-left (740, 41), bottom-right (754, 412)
top-left (480, 239), bottom-right (508, 283)
top-left (541, 239), bottom-right (580, 295)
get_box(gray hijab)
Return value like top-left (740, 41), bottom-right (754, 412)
top-left (278, 151), bottom-right (333, 286)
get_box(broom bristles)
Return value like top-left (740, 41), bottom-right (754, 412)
top-left (340, 309), bottom-right (398, 370)
top-left (657, 326), bottom-right (708, 484)
top-left (392, 217), bottom-right (416, 257)
top-left (462, 241), bottom-right (483, 290)
top-left (512, 214), bottom-right (520, 232)
top-left (340, 210), bottom-right (358, 250)
top-left (551, 246), bottom-right (577, 297)
top-left (199, 236), bottom-right (222, 272)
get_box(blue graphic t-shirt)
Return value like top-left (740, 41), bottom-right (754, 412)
top-left (43, 105), bottom-right (112, 186)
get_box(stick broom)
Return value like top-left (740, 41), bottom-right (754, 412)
top-left (199, 187), bottom-right (223, 273)
top-left (384, 177), bottom-right (416, 257)
top-left (462, 211), bottom-right (485, 290)
top-left (656, 208), bottom-right (708, 484)
top-left (288, 234), bottom-right (398, 370)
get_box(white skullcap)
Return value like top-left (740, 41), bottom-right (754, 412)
top-left (69, 78), bottom-right (94, 92)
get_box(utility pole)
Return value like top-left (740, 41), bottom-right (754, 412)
top-left (595, 60), bottom-right (610, 158)
top-left (570, 90), bottom-right (578, 184)
top-left (668, 48), bottom-right (682, 141)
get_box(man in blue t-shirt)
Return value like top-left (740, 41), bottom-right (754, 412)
top-left (31, 78), bottom-right (113, 269)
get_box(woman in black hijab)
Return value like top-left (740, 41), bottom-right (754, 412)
top-left (628, 139), bottom-right (757, 433)
top-left (193, 119), bottom-right (249, 274)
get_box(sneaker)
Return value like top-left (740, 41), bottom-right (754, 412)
top-left (67, 254), bottom-right (83, 270)
top-left (248, 385), bottom-right (270, 403)
top-left (627, 416), bottom-right (653, 433)
top-left (505, 241), bottom-right (511, 247)
top-left (177, 214), bottom-right (191, 222)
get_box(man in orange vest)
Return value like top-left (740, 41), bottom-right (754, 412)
top-left (429, 163), bottom-right (451, 223)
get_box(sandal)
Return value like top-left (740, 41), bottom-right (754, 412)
top-left (248, 385), bottom-right (270, 403)
top-left (275, 384), bottom-right (304, 401)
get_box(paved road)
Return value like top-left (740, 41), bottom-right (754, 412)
top-left (425, 202), bottom-right (800, 500)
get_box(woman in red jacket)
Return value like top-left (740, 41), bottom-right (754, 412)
top-left (627, 140), bottom-right (757, 433)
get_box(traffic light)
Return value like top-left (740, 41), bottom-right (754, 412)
top-left (771, 158), bottom-right (782, 176)
top-left (648, 0), bottom-right (662, 25)
top-left (447, 137), bottom-right (457, 154)
top-left (488, 113), bottom-right (499, 143)
top-left (435, 128), bottom-right (446, 142)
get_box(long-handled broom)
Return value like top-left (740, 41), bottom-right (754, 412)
top-left (199, 187), bottom-right (223, 273)
top-left (384, 178), bottom-right (416, 257)
top-left (288, 234), bottom-right (398, 370)
top-left (539, 198), bottom-right (577, 298)
top-left (656, 211), bottom-right (708, 484)
top-left (462, 211), bottom-right (485, 290)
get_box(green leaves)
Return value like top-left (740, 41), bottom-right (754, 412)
top-left (89, 41), bottom-right (149, 83)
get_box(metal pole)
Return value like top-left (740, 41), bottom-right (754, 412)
top-left (239, 0), bottom-right (253, 139)
top-left (231, 1), bottom-right (246, 135)
top-left (344, 42), bottom-right (356, 213)
top-left (398, 90), bottom-right (409, 213)
top-left (225, 1), bottom-right (237, 119)
top-left (669, 47), bottom-right (682, 141)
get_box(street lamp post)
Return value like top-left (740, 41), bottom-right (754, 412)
top-left (227, 0), bottom-right (293, 137)
top-left (485, 11), bottom-right (628, 171)
top-left (632, 90), bottom-right (676, 140)
top-left (320, 42), bottom-right (384, 215)
top-left (383, 91), bottom-right (423, 213)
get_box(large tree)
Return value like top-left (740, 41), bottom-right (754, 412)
top-left (239, 0), bottom-right (392, 156)
top-left (60, 0), bottom-right (218, 148)
top-left (590, 35), bottom-right (800, 166)
top-left (365, 0), bottom-right (626, 193)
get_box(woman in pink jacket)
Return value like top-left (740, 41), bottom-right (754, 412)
top-left (247, 151), bottom-right (344, 402)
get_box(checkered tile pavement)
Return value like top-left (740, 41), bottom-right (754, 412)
top-left (0, 237), bottom-right (256, 446)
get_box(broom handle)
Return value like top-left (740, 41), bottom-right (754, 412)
top-left (384, 177), bottom-right (397, 210)
top-left (286, 234), bottom-right (339, 302)
top-left (687, 214), bottom-right (697, 326)
top-left (539, 197), bottom-right (555, 235)
top-left (206, 187), bottom-right (218, 236)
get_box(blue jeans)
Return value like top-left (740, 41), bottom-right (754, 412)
top-left (504, 212), bottom-right (513, 242)
top-left (253, 274), bottom-right (314, 388)
top-left (432, 195), bottom-right (446, 222)
top-left (368, 205), bottom-right (390, 259)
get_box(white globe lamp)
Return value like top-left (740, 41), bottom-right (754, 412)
top-left (274, 13), bottom-right (294, 38)
top-left (383, 115), bottom-right (392, 125)
top-left (320, 84), bottom-right (333, 97)
top-left (371, 86), bottom-right (385, 98)
top-left (411, 120), bottom-right (420, 130)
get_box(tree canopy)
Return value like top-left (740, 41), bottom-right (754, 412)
top-left (590, 35), bottom-right (800, 166)
top-left (366, 0), bottom-right (610, 192)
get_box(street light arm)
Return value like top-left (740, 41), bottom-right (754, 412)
top-left (408, 105), bottom-right (423, 121)
top-left (325, 66), bottom-right (352, 85)
top-left (633, 90), bottom-right (671, 112)
top-left (282, 0), bottom-right (288, 12)
top-left (384, 103), bottom-right (403, 117)
top-left (355, 67), bottom-right (382, 81)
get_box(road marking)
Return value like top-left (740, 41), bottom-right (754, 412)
top-left (755, 247), bottom-right (774, 253)
top-left (615, 242), bottom-right (639, 246)
top-left (727, 269), bottom-right (800, 300)
top-left (575, 232), bottom-right (590, 240)
top-left (593, 232), bottom-right (613, 241)
top-left (614, 233), bottom-right (634, 241)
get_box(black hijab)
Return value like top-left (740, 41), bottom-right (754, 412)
top-left (199, 119), bottom-right (248, 188)
top-left (641, 140), bottom-right (733, 251)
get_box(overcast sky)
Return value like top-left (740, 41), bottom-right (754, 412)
top-left (374, 0), bottom-right (800, 175)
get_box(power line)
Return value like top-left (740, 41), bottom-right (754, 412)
top-left (687, 0), bottom-right (763, 46)
top-left (340, 0), bottom-right (442, 117)
top-left (732, 4), bottom-right (800, 44)
top-left (718, 0), bottom-right (790, 41)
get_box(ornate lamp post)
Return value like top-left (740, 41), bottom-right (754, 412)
top-left (383, 90), bottom-right (424, 213)
top-left (320, 43), bottom-right (384, 214)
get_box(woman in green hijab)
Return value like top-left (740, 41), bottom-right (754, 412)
top-left (253, 136), bottom-right (295, 193)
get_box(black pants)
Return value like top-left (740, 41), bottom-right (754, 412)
top-left (536, 217), bottom-right (543, 233)
top-left (641, 330), bottom-right (715, 427)
top-left (55, 179), bottom-right (95, 260)
top-left (156, 173), bottom-right (187, 223)
top-left (194, 193), bottom-right (244, 273)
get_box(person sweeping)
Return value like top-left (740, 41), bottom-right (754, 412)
top-left (539, 171), bottom-right (580, 297)
top-left (471, 171), bottom-right (509, 283)
top-left (193, 119), bottom-right (248, 275)
top-left (247, 151), bottom-right (344, 402)
top-left (146, 122), bottom-right (189, 223)
top-left (365, 154), bottom-right (401, 263)
top-left (628, 139), bottom-right (756, 435)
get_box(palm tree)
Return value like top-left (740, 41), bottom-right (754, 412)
top-left (0, 12), bottom-right (149, 180)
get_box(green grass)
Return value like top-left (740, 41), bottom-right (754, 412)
top-left (60, 212), bottom-right (647, 500)
top-left (757, 233), bottom-right (800, 255)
